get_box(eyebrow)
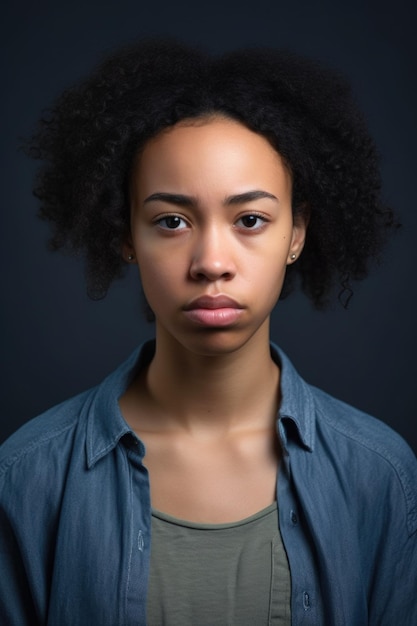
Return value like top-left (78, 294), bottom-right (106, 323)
top-left (225, 190), bottom-right (278, 205)
top-left (144, 192), bottom-right (194, 206)
top-left (143, 190), bottom-right (278, 206)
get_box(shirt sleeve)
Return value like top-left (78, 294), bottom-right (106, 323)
top-left (0, 444), bottom-right (52, 626)
top-left (0, 504), bottom-right (41, 625)
top-left (367, 461), bottom-right (417, 624)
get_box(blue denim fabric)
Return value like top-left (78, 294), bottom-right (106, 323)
top-left (1, 341), bottom-right (416, 625)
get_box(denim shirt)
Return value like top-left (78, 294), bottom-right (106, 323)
top-left (1, 341), bottom-right (416, 625)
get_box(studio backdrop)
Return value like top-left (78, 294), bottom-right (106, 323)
top-left (1, 0), bottom-right (416, 453)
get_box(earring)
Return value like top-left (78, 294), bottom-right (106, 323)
top-left (127, 254), bottom-right (135, 261)
top-left (290, 253), bottom-right (297, 261)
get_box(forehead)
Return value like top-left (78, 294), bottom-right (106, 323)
top-left (131, 117), bottom-right (292, 199)
top-left (140, 116), bottom-right (282, 162)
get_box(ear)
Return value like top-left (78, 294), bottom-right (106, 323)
top-left (287, 210), bottom-right (309, 265)
top-left (121, 233), bottom-right (137, 264)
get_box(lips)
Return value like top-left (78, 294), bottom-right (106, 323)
top-left (184, 295), bottom-right (243, 311)
top-left (183, 295), bottom-right (244, 327)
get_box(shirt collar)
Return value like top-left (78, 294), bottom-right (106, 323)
top-left (86, 340), bottom-right (314, 468)
top-left (270, 343), bottom-right (315, 452)
top-left (85, 341), bottom-right (155, 468)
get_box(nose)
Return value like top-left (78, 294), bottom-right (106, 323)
top-left (189, 225), bottom-right (236, 281)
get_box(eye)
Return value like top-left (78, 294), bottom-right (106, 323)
top-left (156, 215), bottom-right (188, 230)
top-left (235, 214), bottom-right (268, 230)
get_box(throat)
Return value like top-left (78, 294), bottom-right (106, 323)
top-left (136, 340), bottom-right (281, 435)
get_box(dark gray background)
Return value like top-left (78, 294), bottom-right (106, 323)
top-left (1, 0), bottom-right (416, 453)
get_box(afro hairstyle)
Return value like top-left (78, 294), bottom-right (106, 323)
top-left (26, 38), bottom-right (396, 308)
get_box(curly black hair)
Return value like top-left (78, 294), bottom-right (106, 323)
top-left (26, 38), bottom-right (396, 307)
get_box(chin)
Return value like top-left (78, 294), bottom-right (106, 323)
top-left (176, 326), bottom-right (266, 358)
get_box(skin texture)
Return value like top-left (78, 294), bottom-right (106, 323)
top-left (120, 117), bottom-right (307, 522)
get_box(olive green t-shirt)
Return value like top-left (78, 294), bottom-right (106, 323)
top-left (146, 503), bottom-right (291, 625)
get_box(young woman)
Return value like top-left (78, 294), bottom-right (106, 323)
top-left (1, 39), bottom-right (416, 625)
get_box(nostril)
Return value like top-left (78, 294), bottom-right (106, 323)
top-left (190, 267), bottom-right (234, 282)
top-left (189, 258), bottom-right (235, 282)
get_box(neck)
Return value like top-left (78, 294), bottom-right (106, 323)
top-left (139, 326), bottom-right (280, 435)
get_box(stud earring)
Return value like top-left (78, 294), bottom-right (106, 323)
top-left (128, 254), bottom-right (135, 261)
top-left (290, 253), bottom-right (297, 261)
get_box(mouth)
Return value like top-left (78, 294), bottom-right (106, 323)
top-left (183, 295), bottom-right (244, 327)
top-left (184, 295), bottom-right (243, 311)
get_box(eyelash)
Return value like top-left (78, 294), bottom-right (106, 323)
top-left (155, 215), bottom-right (188, 230)
top-left (235, 213), bottom-right (269, 230)
top-left (154, 212), bottom-right (269, 232)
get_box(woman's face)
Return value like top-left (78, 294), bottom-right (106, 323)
top-left (126, 117), bottom-right (307, 356)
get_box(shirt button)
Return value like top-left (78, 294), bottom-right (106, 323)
top-left (290, 510), bottom-right (298, 525)
top-left (137, 530), bottom-right (145, 552)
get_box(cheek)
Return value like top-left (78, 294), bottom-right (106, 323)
top-left (250, 239), bottom-right (290, 278)
top-left (136, 250), bottom-right (183, 304)
top-left (249, 247), bottom-right (289, 302)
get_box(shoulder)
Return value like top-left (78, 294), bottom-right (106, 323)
top-left (0, 389), bottom-right (94, 478)
top-left (310, 385), bottom-right (417, 534)
top-left (0, 342), bottom-right (149, 485)
top-left (311, 384), bottom-right (416, 467)
top-left (273, 343), bottom-right (417, 535)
